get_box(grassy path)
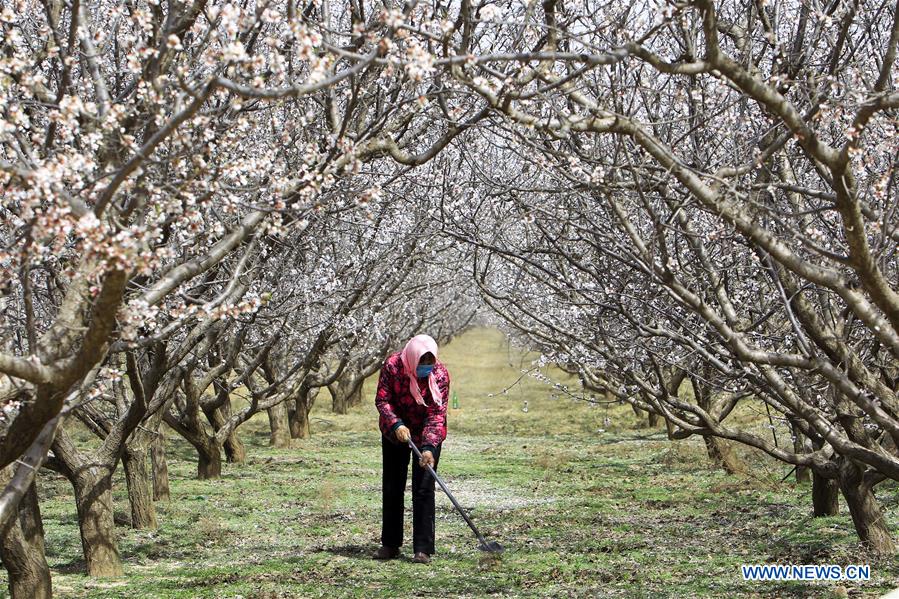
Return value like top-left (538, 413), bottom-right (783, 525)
top-left (18, 329), bottom-right (899, 597)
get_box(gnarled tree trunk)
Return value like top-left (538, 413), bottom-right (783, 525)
top-left (48, 429), bottom-right (123, 577)
top-left (630, 404), bottom-right (646, 426)
top-left (72, 469), bottom-right (122, 576)
top-left (0, 474), bottom-right (51, 599)
top-left (330, 383), bottom-right (349, 415)
top-left (809, 433), bottom-right (838, 516)
top-left (164, 407), bottom-right (224, 480)
top-left (204, 403), bottom-right (246, 464)
top-left (838, 460), bottom-right (895, 555)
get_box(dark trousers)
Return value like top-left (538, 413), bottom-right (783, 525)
top-left (381, 435), bottom-right (442, 554)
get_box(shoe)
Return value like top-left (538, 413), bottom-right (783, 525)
top-left (372, 546), bottom-right (400, 560)
top-left (412, 552), bottom-right (431, 564)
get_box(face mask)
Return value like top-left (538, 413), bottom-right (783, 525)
top-left (416, 364), bottom-right (434, 378)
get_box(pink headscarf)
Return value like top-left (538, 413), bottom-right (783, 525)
top-left (401, 334), bottom-right (443, 406)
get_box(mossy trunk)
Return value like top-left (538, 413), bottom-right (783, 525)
top-left (0, 477), bottom-right (52, 599)
top-left (839, 461), bottom-right (895, 554)
top-left (150, 428), bottom-right (170, 502)
top-left (267, 403), bottom-right (291, 448)
top-left (121, 447), bottom-right (157, 529)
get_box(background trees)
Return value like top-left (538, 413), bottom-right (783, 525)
top-left (2, 0), bottom-right (899, 595)
top-left (440, 0), bottom-right (899, 554)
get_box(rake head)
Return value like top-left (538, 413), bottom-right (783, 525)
top-left (478, 540), bottom-right (505, 553)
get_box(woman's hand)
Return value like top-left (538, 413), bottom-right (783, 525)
top-left (394, 425), bottom-right (411, 443)
top-left (419, 450), bottom-right (435, 468)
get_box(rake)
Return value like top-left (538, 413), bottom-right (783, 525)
top-left (408, 440), bottom-right (504, 553)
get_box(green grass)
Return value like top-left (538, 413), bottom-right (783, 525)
top-left (14, 328), bottom-right (899, 597)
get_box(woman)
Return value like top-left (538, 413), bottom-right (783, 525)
top-left (372, 334), bottom-right (449, 565)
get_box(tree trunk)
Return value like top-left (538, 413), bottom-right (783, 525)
top-left (812, 471), bottom-right (840, 516)
top-left (330, 373), bottom-right (365, 415)
top-left (702, 436), bottom-right (744, 475)
top-left (197, 438), bottom-right (223, 479)
top-left (205, 404), bottom-right (246, 464)
top-left (150, 428), bottom-right (170, 502)
top-left (223, 434), bottom-right (246, 464)
top-left (0, 475), bottom-right (52, 599)
top-left (838, 461), bottom-right (895, 554)
top-left (647, 411), bottom-right (659, 428)
top-left (692, 376), bottom-right (744, 474)
top-left (72, 469), bottom-right (124, 576)
top-left (331, 385), bottom-right (348, 415)
top-left (795, 464), bottom-right (811, 484)
top-left (289, 386), bottom-right (318, 439)
top-left (291, 399), bottom-right (311, 439)
top-left (630, 403), bottom-right (645, 426)
top-left (49, 430), bottom-right (123, 577)
top-left (789, 419), bottom-right (811, 484)
top-left (346, 382), bottom-right (363, 408)
top-left (121, 447), bottom-right (157, 529)
top-left (288, 404), bottom-right (298, 437)
top-left (267, 403), bottom-right (291, 448)
top-left (164, 411), bottom-right (225, 480)
top-left (219, 402), bottom-right (245, 464)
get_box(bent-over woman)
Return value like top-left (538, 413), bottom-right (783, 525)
top-left (372, 334), bottom-right (449, 564)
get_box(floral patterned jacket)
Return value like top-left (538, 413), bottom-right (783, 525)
top-left (375, 351), bottom-right (449, 453)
